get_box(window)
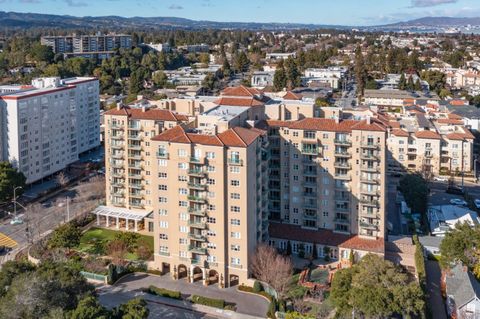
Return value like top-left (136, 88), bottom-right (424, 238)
top-left (230, 166), bottom-right (240, 173)
top-left (178, 163), bottom-right (187, 169)
top-left (207, 165), bottom-right (215, 172)
top-left (179, 226), bottom-right (188, 233)
top-left (179, 188), bottom-right (188, 195)
top-left (208, 192), bottom-right (215, 198)
top-left (231, 244), bottom-right (240, 251)
top-left (178, 149), bottom-right (187, 157)
top-left (159, 197), bottom-right (168, 203)
top-left (231, 219), bottom-right (241, 226)
top-left (206, 152), bottom-right (215, 159)
top-left (159, 246), bottom-right (169, 253)
top-left (207, 178), bottom-right (215, 185)
top-left (158, 185), bottom-right (167, 190)
top-left (207, 243), bottom-right (216, 249)
top-left (179, 238), bottom-right (188, 244)
top-left (158, 159), bottom-right (167, 167)
top-left (231, 257), bottom-right (241, 265)
top-left (231, 180), bottom-right (240, 186)
top-left (231, 232), bottom-right (241, 239)
top-left (159, 209), bottom-right (168, 216)
top-left (231, 206), bottom-right (240, 212)
top-left (207, 217), bottom-right (216, 224)
top-left (159, 234), bottom-right (168, 239)
top-left (180, 213), bottom-right (188, 221)
top-left (293, 131), bottom-right (298, 137)
top-left (179, 251), bottom-right (188, 258)
top-left (159, 221), bottom-right (168, 228)
top-left (158, 172), bottom-right (167, 179)
top-left (230, 193), bottom-right (240, 200)
top-left (207, 255), bottom-right (217, 262)
top-left (178, 175), bottom-right (187, 182)
top-left (207, 230), bottom-right (216, 236)
top-left (208, 204), bottom-right (216, 211)
top-left (179, 201), bottom-right (187, 207)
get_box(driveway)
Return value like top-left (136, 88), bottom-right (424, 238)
top-left (98, 273), bottom-right (269, 318)
top-left (426, 260), bottom-right (447, 319)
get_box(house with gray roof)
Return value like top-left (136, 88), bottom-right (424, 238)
top-left (446, 263), bottom-right (480, 319)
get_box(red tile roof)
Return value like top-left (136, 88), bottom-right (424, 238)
top-left (391, 129), bottom-right (410, 137)
top-left (283, 91), bottom-right (303, 100)
top-left (105, 107), bottom-right (187, 122)
top-left (415, 130), bottom-right (441, 140)
top-left (388, 121), bottom-right (401, 129)
top-left (445, 130), bottom-right (475, 140)
top-left (221, 86), bottom-right (262, 97)
top-left (269, 223), bottom-right (384, 254)
top-left (449, 99), bottom-right (469, 106)
top-left (448, 113), bottom-right (463, 120)
top-left (214, 97), bottom-right (264, 107)
top-left (265, 118), bottom-right (386, 132)
top-left (152, 125), bottom-right (262, 147)
top-left (437, 118), bottom-right (464, 125)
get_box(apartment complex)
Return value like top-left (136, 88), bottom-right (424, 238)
top-left (0, 77), bottom-right (100, 184)
top-left (385, 113), bottom-right (474, 175)
top-left (41, 33), bottom-right (132, 59)
top-left (99, 86), bottom-right (388, 286)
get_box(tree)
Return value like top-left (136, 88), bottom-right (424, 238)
top-left (0, 162), bottom-right (26, 202)
top-left (233, 51), bottom-right (249, 73)
top-left (284, 57), bottom-right (301, 89)
top-left (250, 244), bottom-right (293, 298)
top-left (399, 174), bottom-right (428, 215)
top-left (70, 296), bottom-right (111, 319)
top-left (202, 73), bottom-right (217, 91)
top-left (398, 73), bottom-right (407, 90)
top-left (222, 58), bottom-right (232, 78)
top-left (440, 223), bottom-right (480, 270)
top-left (55, 171), bottom-right (69, 188)
top-left (30, 43), bottom-right (54, 63)
top-left (48, 223), bottom-right (81, 250)
top-left (114, 298), bottom-right (149, 319)
top-left (414, 78), bottom-right (422, 91)
top-left (0, 260), bottom-right (35, 297)
top-left (273, 60), bottom-right (287, 91)
top-left (114, 231), bottom-right (140, 252)
top-left (354, 46), bottom-right (366, 97)
top-left (108, 239), bottom-right (129, 264)
top-left (199, 53), bottom-right (210, 66)
top-left (152, 71), bottom-right (167, 88)
top-left (330, 254), bottom-right (424, 318)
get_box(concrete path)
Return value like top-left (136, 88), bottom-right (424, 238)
top-left (426, 260), bottom-right (447, 319)
top-left (98, 273), bottom-right (269, 318)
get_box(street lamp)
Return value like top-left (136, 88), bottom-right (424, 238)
top-left (13, 186), bottom-right (23, 219)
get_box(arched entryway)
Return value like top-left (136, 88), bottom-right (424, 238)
top-left (207, 270), bottom-right (219, 285)
top-left (229, 274), bottom-right (239, 287)
top-left (178, 264), bottom-right (188, 280)
top-left (162, 262), bottom-right (170, 275)
top-left (192, 266), bottom-right (203, 282)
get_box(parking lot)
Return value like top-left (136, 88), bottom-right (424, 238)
top-left (429, 180), bottom-right (480, 206)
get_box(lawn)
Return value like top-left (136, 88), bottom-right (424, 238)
top-left (78, 227), bottom-right (154, 260)
top-left (309, 268), bottom-right (329, 285)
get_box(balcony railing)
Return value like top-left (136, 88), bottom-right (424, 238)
top-left (228, 158), bottom-right (243, 166)
top-left (361, 166), bottom-right (380, 173)
top-left (187, 182), bottom-right (208, 190)
top-left (111, 144), bottom-right (124, 149)
top-left (360, 199), bottom-right (380, 206)
top-left (188, 245), bottom-right (207, 254)
top-left (335, 174), bottom-right (351, 181)
top-left (360, 189), bottom-right (380, 196)
top-left (110, 123), bottom-right (123, 130)
top-left (128, 135), bottom-right (142, 141)
top-left (301, 147), bottom-right (319, 155)
top-left (156, 152), bottom-right (169, 159)
top-left (188, 169), bottom-right (206, 177)
top-left (334, 151), bottom-right (351, 158)
top-left (334, 139), bottom-right (352, 146)
top-left (188, 208), bottom-right (207, 217)
top-left (360, 177), bottom-right (379, 184)
top-left (128, 144), bottom-right (142, 151)
top-left (361, 153), bottom-right (379, 161)
top-left (188, 233), bottom-right (207, 242)
top-left (334, 162), bottom-right (351, 169)
top-left (303, 170), bottom-right (317, 176)
top-left (360, 221), bottom-right (379, 230)
top-left (361, 143), bottom-right (379, 149)
top-left (111, 153), bottom-right (124, 160)
top-left (110, 134), bottom-right (124, 140)
top-left (189, 157), bottom-right (205, 164)
top-left (187, 195), bottom-right (208, 203)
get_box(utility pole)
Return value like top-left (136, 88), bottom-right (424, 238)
top-left (13, 186), bottom-right (22, 219)
top-left (66, 197), bottom-right (70, 222)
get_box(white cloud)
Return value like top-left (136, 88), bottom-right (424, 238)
top-left (411, 0), bottom-right (457, 8)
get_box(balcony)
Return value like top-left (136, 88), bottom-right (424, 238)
top-left (335, 206), bottom-right (350, 212)
top-left (360, 189), bottom-right (380, 196)
top-left (227, 157), bottom-right (244, 166)
top-left (128, 153), bottom-right (142, 160)
top-left (111, 200), bottom-right (125, 207)
top-left (188, 233), bottom-right (207, 242)
top-left (304, 202), bottom-right (317, 209)
top-left (303, 213), bottom-right (317, 220)
top-left (360, 221), bottom-right (379, 230)
top-left (128, 172), bottom-right (142, 179)
top-left (110, 134), bottom-right (124, 140)
top-left (111, 171), bottom-right (124, 178)
top-left (334, 139), bottom-right (352, 146)
top-left (188, 245), bottom-right (207, 255)
top-left (128, 144), bottom-right (142, 151)
top-left (188, 195), bottom-right (208, 203)
top-left (301, 146), bottom-right (319, 155)
top-left (127, 125), bottom-right (141, 131)
top-left (110, 123), bottom-right (123, 130)
top-left (334, 151), bottom-right (351, 158)
top-left (334, 217), bottom-right (350, 224)
top-left (188, 208), bottom-right (207, 217)
top-left (303, 169), bottom-right (317, 176)
top-left (335, 184), bottom-right (351, 191)
top-left (156, 152), bottom-right (169, 159)
top-left (334, 162), bottom-right (351, 169)
top-left (360, 198), bottom-right (380, 206)
top-left (303, 180), bottom-right (317, 187)
top-left (361, 166), bottom-right (379, 173)
top-left (111, 181), bottom-right (125, 188)
top-left (303, 192), bottom-right (317, 198)
top-left (361, 153), bottom-right (379, 161)
top-left (129, 192), bottom-right (144, 199)
top-left (361, 143), bottom-right (379, 149)
top-left (335, 197), bottom-right (350, 202)
top-left (111, 153), bottom-right (124, 160)
top-left (111, 143), bottom-right (124, 149)
top-left (189, 157), bottom-right (205, 164)
top-left (188, 220), bottom-right (207, 229)
top-left (157, 251), bottom-right (170, 257)
top-left (425, 153), bottom-right (433, 158)
top-left (129, 162), bottom-right (142, 169)
top-left (360, 177), bottom-right (379, 184)
top-left (129, 202), bottom-right (144, 209)
top-left (188, 169), bottom-right (206, 177)
top-left (110, 162), bottom-right (124, 169)
top-left (335, 174), bottom-right (351, 181)
top-left (128, 135), bottom-right (142, 141)
top-left (187, 182), bottom-right (208, 190)
top-left (129, 183), bottom-right (144, 190)
top-left (111, 189), bottom-right (124, 196)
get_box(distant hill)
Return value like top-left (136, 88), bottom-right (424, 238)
top-left (0, 11), bottom-right (347, 31)
top-left (380, 16), bottom-right (480, 27)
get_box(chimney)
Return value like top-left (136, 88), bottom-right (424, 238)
top-left (116, 102), bottom-right (122, 110)
top-left (142, 105), bottom-right (147, 113)
top-left (367, 116), bottom-right (371, 125)
top-left (335, 116), bottom-right (340, 124)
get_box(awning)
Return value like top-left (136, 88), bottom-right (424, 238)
top-left (92, 205), bottom-right (152, 221)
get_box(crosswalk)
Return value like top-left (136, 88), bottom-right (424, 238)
top-left (0, 232), bottom-right (17, 248)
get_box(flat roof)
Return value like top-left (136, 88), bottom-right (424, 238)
top-left (201, 105), bottom-right (248, 121)
top-left (92, 205), bottom-right (152, 221)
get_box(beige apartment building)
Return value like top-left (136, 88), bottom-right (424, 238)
top-left (386, 114), bottom-right (474, 175)
top-left (264, 117), bottom-right (387, 262)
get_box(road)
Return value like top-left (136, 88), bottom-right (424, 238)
top-left (335, 82), bottom-right (357, 108)
top-left (429, 179), bottom-right (480, 206)
top-left (426, 260), bottom-right (447, 319)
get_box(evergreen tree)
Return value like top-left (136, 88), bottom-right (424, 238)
top-left (354, 46), bottom-right (366, 97)
top-left (398, 74), bottom-right (407, 90)
top-left (273, 60), bottom-right (287, 91)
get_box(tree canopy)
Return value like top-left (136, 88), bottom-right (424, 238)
top-left (330, 254), bottom-right (425, 318)
top-left (0, 161), bottom-right (26, 203)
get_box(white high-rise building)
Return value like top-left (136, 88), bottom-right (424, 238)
top-left (0, 77), bottom-right (100, 183)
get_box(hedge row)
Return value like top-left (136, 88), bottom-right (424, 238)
top-left (238, 284), bottom-right (273, 301)
top-left (191, 294), bottom-right (225, 309)
top-left (413, 235), bottom-right (426, 289)
top-left (146, 285), bottom-right (181, 299)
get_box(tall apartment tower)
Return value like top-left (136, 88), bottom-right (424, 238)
top-left (149, 125), bottom-right (269, 287)
top-left (266, 117), bottom-right (387, 261)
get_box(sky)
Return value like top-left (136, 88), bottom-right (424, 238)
top-left (1, 0), bottom-right (480, 26)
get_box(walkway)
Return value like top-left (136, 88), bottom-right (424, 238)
top-left (426, 260), bottom-right (447, 319)
top-left (98, 273), bottom-right (269, 318)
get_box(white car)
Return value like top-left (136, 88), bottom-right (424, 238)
top-left (450, 199), bottom-right (467, 206)
top-left (474, 199), bottom-right (480, 209)
top-left (10, 217), bottom-right (23, 225)
top-left (434, 176), bottom-right (448, 182)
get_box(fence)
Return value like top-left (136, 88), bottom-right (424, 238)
top-left (80, 271), bottom-right (108, 284)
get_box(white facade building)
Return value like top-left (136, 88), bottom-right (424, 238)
top-left (0, 77), bottom-right (100, 183)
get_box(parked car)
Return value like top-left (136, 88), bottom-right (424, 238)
top-left (446, 186), bottom-right (464, 195)
top-left (434, 176), bottom-right (448, 182)
top-left (10, 217), bottom-right (23, 225)
top-left (474, 199), bottom-right (480, 209)
top-left (450, 198), bottom-right (467, 206)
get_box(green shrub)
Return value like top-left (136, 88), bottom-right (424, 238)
top-left (238, 284), bottom-right (273, 301)
top-left (253, 280), bottom-right (263, 293)
top-left (191, 295), bottom-right (225, 309)
top-left (147, 286), bottom-right (181, 299)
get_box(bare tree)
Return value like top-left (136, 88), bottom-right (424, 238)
top-left (108, 239), bottom-right (129, 266)
top-left (250, 244), bottom-right (293, 298)
top-left (55, 171), bottom-right (69, 188)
